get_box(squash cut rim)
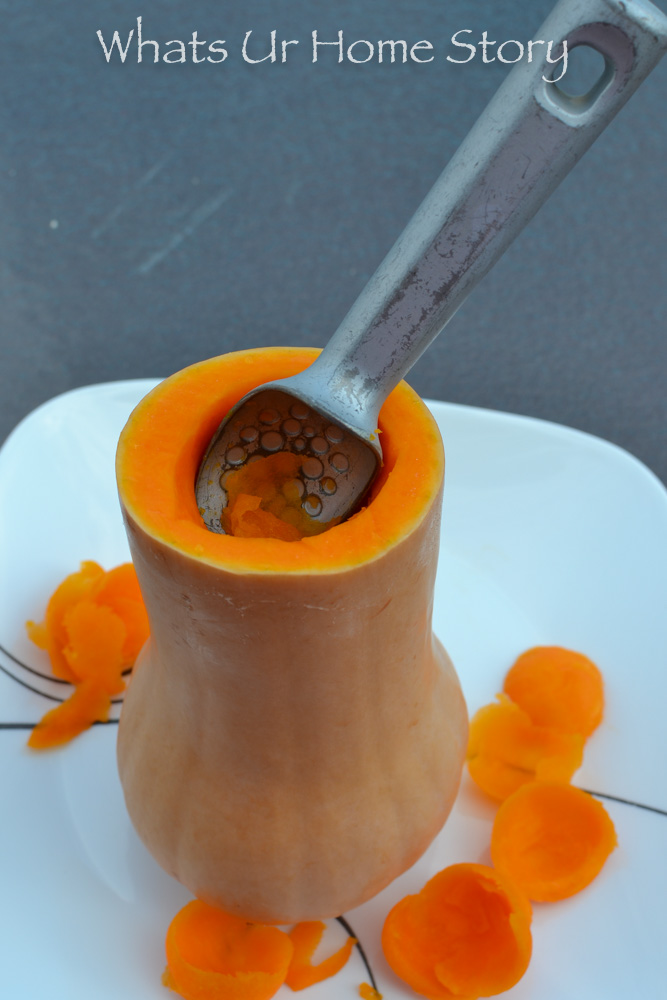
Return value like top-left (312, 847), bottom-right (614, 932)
top-left (116, 347), bottom-right (444, 576)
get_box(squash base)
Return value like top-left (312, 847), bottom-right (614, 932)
top-left (118, 632), bottom-right (467, 923)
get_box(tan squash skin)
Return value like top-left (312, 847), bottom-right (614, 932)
top-left (116, 349), bottom-right (468, 923)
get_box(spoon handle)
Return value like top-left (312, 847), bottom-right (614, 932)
top-left (299, 0), bottom-right (667, 437)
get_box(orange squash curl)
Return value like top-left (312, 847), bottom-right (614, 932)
top-left (466, 694), bottom-right (583, 801)
top-left (491, 781), bottom-right (617, 902)
top-left (163, 900), bottom-right (293, 1000)
top-left (503, 646), bottom-right (604, 738)
top-left (382, 863), bottom-right (532, 999)
top-left (26, 561), bottom-right (149, 749)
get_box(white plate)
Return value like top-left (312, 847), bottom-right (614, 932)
top-left (1, 380), bottom-right (665, 1000)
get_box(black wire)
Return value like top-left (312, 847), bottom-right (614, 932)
top-left (580, 787), bottom-right (667, 818)
top-left (336, 914), bottom-right (379, 993)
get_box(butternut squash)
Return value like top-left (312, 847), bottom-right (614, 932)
top-left (116, 347), bottom-right (467, 924)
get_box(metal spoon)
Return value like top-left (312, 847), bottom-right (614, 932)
top-left (196, 0), bottom-right (667, 533)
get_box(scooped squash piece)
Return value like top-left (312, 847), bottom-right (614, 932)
top-left (491, 781), bottom-right (617, 902)
top-left (285, 921), bottom-right (355, 991)
top-left (163, 900), bottom-right (293, 1000)
top-left (26, 560), bottom-right (104, 682)
top-left (359, 984), bottom-right (382, 999)
top-left (467, 694), bottom-right (584, 801)
top-left (503, 646), bottom-right (604, 738)
top-left (382, 863), bottom-right (532, 999)
top-left (62, 601), bottom-right (127, 694)
top-left (90, 562), bottom-right (150, 664)
top-left (116, 347), bottom-right (468, 923)
top-left (222, 451), bottom-right (334, 539)
top-left (26, 562), bottom-right (149, 749)
top-left (26, 561), bottom-right (149, 679)
top-left (228, 492), bottom-right (303, 542)
top-left (27, 682), bottom-right (112, 749)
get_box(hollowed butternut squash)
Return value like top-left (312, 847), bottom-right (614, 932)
top-left (116, 347), bottom-right (467, 924)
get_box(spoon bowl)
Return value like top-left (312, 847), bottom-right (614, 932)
top-left (196, 383), bottom-right (379, 533)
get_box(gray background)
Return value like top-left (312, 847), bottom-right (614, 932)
top-left (1, 0), bottom-right (666, 482)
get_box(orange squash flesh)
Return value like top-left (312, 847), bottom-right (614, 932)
top-left (26, 560), bottom-right (104, 682)
top-left (382, 863), bottom-right (532, 999)
top-left (285, 921), bottom-right (355, 990)
top-left (491, 781), bottom-right (617, 902)
top-left (221, 451), bottom-right (335, 539)
top-left (116, 347), bottom-right (468, 923)
top-left (359, 985), bottom-right (382, 999)
top-left (503, 646), bottom-right (604, 738)
top-left (163, 900), bottom-right (293, 1000)
top-left (90, 562), bottom-right (150, 664)
top-left (466, 694), bottom-right (584, 801)
top-left (26, 562), bottom-right (149, 749)
top-left (27, 682), bottom-right (112, 749)
top-left (62, 601), bottom-right (127, 693)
